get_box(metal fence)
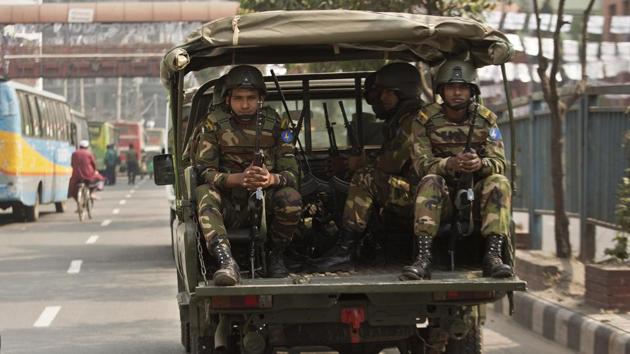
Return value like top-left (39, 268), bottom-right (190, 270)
top-left (496, 84), bottom-right (630, 253)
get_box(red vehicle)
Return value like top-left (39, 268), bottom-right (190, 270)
top-left (114, 121), bottom-right (144, 168)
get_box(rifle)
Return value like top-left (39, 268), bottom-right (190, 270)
top-left (448, 101), bottom-right (478, 271)
top-left (248, 100), bottom-right (267, 278)
top-left (323, 102), bottom-right (339, 157)
top-left (338, 101), bottom-right (362, 156)
top-left (269, 70), bottom-right (312, 176)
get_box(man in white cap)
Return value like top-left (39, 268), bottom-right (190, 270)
top-left (68, 140), bottom-right (105, 201)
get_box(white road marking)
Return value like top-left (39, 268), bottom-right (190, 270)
top-left (33, 306), bottom-right (61, 327)
top-left (86, 235), bottom-right (99, 244)
top-left (112, 208), bottom-right (120, 214)
top-left (119, 200), bottom-right (126, 205)
top-left (67, 260), bottom-right (82, 274)
top-left (125, 194), bottom-right (131, 198)
top-left (101, 219), bottom-right (112, 227)
top-left (130, 190), bottom-right (135, 194)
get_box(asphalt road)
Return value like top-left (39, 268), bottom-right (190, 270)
top-left (0, 177), bottom-right (575, 354)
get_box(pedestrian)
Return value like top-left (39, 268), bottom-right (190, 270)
top-left (104, 143), bottom-right (118, 185)
top-left (401, 59), bottom-right (513, 280)
top-left (126, 143), bottom-right (138, 185)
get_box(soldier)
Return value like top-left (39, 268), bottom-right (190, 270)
top-left (401, 59), bottom-right (513, 280)
top-left (194, 65), bottom-right (302, 286)
top-left (310, 62), bottom-right (423, 272)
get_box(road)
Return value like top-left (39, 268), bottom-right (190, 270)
top-left (0, 178), bottom-right (575, 354)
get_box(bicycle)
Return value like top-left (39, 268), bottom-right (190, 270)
top-left (76, 181), bottom-right (94, 221)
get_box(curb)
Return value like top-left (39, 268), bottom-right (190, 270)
top-left (491, 292), bottom-right (630, 354)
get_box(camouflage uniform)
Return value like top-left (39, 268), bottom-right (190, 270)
top-left (194, 106), bottom-right (302, 247)
top-left (412, 102), bottom-right (510, 238)
top-left (342, 100), bottom-right (422, 232)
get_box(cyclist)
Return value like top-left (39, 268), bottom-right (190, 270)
top-left (68, 140), bottom-right (105, 202)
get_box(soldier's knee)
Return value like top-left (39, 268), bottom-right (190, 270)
top-left (195, 184), bottom-right (222, 210)
top-left (272, 187), bottom-right (302, 211)
top-left (416, 174), bottom-right (446, 192)
top-left (483, 174), bottom-right (511, 192)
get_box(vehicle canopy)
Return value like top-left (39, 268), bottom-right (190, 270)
top-left (160, 10), bottom-right (514, 87)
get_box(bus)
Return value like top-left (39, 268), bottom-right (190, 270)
top-left (87, 121), bottom-right (116, 172)
top-left (114, 121), bottom-right (143, 171)
top-left (70, 109), bottom-right (89, 148)
top-left (0, 79), bottom-right (75, 221)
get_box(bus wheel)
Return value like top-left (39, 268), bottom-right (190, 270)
top-left (25, 194), bottom-right (40, 222)
top-left (55, 201), bottom-right (66, 213)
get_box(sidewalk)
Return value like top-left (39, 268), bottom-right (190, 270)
top-left (490, 250), bottom-right (630, 354)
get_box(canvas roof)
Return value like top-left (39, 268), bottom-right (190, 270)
top-left (161, 10), bottom-right (514, 87)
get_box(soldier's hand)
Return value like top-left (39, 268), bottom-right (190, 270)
top-left (243, 165), bottom-right (274, 190)
top-left (448, 151), bottom-right (482, 173)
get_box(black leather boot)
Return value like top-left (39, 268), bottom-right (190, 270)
top-left (209, 238), bottom-right (240, 286)
top-left (483, 234), bottom-right (513, 278)
top-left (400, 234), bottom-right (433, 280)
top-left (267, 242), bottom-right (289, 278)
top-left (307, 229), bottom-right (362, 272)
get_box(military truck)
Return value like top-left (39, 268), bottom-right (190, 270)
top-left (154, 10), bottom-right (526, 354)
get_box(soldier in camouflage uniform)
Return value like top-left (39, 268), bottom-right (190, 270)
top-left (400, 59), bottom-right (513, 280)
top-left (194, 65), bottom-right (302, 286)
top-left (310, 62), bottom-right (423, 272)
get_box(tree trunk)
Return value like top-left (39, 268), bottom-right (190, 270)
top-left (549, 101), bottom-right (572, 258)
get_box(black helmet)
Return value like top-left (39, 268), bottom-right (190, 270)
top-left (434, 59), bottom-right (480, 95)
top-left (374, 62), bottom-right (421, 100)
top-left (222, 65), bottom-right (266, 97)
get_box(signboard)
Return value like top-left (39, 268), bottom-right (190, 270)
top-left (68, 8), bottom-right (94, 23)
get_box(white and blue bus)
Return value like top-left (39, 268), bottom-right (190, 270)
top-left (0, 79), bottom-right (75, 221)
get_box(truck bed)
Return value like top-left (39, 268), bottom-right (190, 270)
top-left (194, 264), bottom-right (527, 296)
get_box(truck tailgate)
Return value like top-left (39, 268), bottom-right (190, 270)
top-left (195, 269), bottom-right (526, 296)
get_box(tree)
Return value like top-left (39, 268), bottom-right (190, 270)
top-left (532, 0), bottom-right (595, 258)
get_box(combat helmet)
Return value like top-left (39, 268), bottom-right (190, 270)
top-left (222, 65), bottom-right (266, 97)
top-left (434, 59), bottom-right (480, 95)
top-left (374, 62), bottom-right (421, 100)
top-left (212, 75), bottom-right (226, 106)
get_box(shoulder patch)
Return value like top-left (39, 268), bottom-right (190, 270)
top-left (477, 105), bottom-right (497, 125)
top-left (488, 126), bottom-right (503, 141)
top-left (280, 129), bottom-right (294, 143)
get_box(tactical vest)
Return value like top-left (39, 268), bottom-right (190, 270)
top-left (421, 103), bottom-right (495, 159)
top-left (209, 107), bottom-right (278, 172)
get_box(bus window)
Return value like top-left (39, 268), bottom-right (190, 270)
top-left (35, 97), bottom-right (51, 138)
top-left (27, 95), bottom-right (41, 137)
top-left (61, 105), bottom-right (71, 142)
top-left (52, 102), bottom-right (64, 141)
top-left (17, 92), bottom-right (33, 136)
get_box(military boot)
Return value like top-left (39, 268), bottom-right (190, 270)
top-left (267, 242), bottom-right (290, 278)
top-left (209, 238), bottom-right (240, 286)
top-left (400, 234), bottom-right (433, 280)
top-left (307, 229), bottom-right (362, 273)
top-left (482, 234), bottom-right (513, 278)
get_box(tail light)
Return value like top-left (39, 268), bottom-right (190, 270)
top-left (433, 291), bottom-right (495, 301)
top-left (210, 295), bottom-right (272, 309)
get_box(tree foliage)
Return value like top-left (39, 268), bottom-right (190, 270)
top-left (240, 0), bottom-right (496, 21)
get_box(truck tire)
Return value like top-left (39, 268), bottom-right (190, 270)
top-left (445, 324), bottom-right (482, 354)
top-left (182, 321), bottom-right (191, 353)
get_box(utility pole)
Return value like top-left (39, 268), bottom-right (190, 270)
top-left (116, 77), bottom-right (123, 121)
